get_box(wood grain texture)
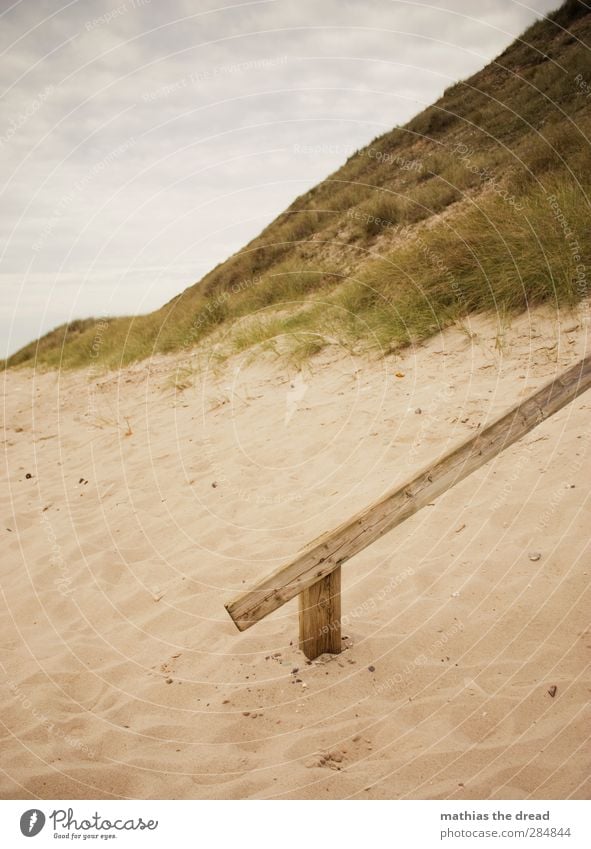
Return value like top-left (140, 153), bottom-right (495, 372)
top-left (299, 567), bottom-right (342, 659)
top-left (225, 355), bottom-right (591, 631)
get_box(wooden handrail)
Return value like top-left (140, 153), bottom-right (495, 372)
top-left (225, 354), bottom-right (591, 658)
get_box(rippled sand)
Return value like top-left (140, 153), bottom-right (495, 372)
top-left (1, 306), bottom-right (589, 799)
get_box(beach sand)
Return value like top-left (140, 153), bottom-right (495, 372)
top-left (1, 306), bottom-right (590, 800)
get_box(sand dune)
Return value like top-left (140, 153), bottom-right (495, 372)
top-left (1, 306), bottom-right (590, 799)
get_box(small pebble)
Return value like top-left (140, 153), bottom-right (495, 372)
top-left (25, 473), bottom-right (32, 479)
top-left (368, 665), bottom-right (375, 673)
top-left (528, 552), bottom-right (542, 562)
top-left (165, 678), bottom-right (173, 684)
top-left (547, 685), bottom-right (557, 698)
top-left (415, 408), bottom-right (422, 414)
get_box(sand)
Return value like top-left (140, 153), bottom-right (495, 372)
top-left (1, 306), bottom-right (590, 800)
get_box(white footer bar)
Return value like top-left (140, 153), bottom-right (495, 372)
top-left (0, 800), bottom-right (588, 848)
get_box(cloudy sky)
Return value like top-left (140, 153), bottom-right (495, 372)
top-left (1, 0), bottom-right (560, 356)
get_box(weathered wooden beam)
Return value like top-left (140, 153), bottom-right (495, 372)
top-left (299, 567), bottom-right (341, 659)
top-left (225, 354), bottom-right (591, 632)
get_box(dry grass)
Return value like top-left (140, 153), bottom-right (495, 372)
top-left (4, 1), bottom-right (591, 372)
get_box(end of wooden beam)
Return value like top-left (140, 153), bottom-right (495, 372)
top-left (224, 602), bottom-right (253, 632)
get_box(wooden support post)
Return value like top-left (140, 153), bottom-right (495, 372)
top-left (299, 567), bottom-right (341, 660)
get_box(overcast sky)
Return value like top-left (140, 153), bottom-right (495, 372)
top-left (1, 0), bottom-right (560, 356)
